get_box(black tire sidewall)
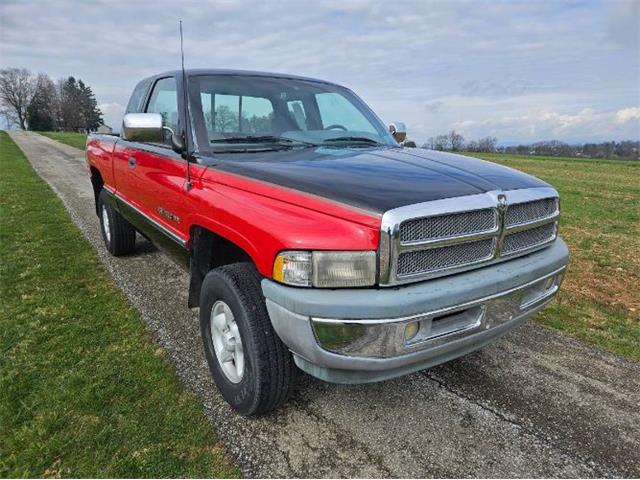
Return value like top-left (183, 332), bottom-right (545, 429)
top-left (200, 269), bottom-right (262, 415)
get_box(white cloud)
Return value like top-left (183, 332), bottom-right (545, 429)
top-left (451, 107), bottom-right (640, 144)
top-left (616, 107), bottom-right (640, 123)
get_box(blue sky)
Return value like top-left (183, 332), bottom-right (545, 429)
top-left (1, 0), bottom-right (638, 144)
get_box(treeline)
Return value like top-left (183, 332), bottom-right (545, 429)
top-left (0, 68), bottom-right (103, 132)
top-left (423, 130), bottom-right (639, 160)
top-left (498, 140), bottom-right (639, 160)
top-left (424, 131), bottom-right (498, 153)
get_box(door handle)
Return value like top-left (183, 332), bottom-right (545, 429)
top-left (128, 156), bottom-right (136, 169)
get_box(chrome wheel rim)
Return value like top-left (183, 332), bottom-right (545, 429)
top-left (101, 205), bottom-right (111, 243)
top-left (210, 300), bottom-right (244, 383)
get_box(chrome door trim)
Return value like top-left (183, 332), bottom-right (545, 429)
top-left (108, 189), bottom-right (187, 247)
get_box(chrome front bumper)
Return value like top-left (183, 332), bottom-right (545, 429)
top-left (262, 238), bottom-right (569, 384)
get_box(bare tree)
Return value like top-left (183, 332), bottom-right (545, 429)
top-left (423, 137), bottom-right (436, 149)
top-left (447, 130), bottom-right (465, 151)
top-left (466, 140), bottom-right (480, 152)
top-left (0, 68), bottom-right (36, 130)
top-left (0, 106), bottom-right (19, 129)
top-left (214, 105), bottom-right (238, 132)
top-left (477, 136), bottom-right (497, 152)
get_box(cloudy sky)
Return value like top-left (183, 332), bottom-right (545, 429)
top-left (1, 0), bottom-right (638, 144)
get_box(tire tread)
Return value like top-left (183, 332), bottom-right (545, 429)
top-left (203, 263), bottom-right (295, 415)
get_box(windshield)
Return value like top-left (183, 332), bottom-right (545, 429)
top-left (187, 74), bottom-right (398, 152)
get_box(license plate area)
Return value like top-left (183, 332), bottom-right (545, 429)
top-left (406, 305), bottom-right (484, 345)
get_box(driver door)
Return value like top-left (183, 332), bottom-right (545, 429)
top-left (129, 76), bottom-right (190, 247)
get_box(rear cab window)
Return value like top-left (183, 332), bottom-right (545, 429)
top-left (200, 92), bottom-right (274, 139)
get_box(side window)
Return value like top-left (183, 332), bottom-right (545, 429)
top-left (146, 77), bottom-right (178, 143)
top-left (315, 92), bottom-right (376, 133)
top-left (287, 100), bottom-right (307, 130)
top-left (125, 80), bottom-right (150, 114)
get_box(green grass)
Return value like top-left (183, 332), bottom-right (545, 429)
top-left (471, 152), bottom-right (640, 360)
top-left (0, 131), bottom-right (239, 478)
top-left (39, 131), bottom-right (87, 150)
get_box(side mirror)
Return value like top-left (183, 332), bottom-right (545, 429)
top-left (122, 113), bottom-right (164, 142)
top-left (388, 122), bottom-right (407, 143)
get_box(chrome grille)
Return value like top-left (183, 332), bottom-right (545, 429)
top-left (400, 209), bottom-right (497, 244)
top-left (397, 239), bottom-right (495, 277)
top-left (506, 198), bottom-right (558, 227)
top-left (380, 187), bottom-right (561, 286)
top-left (503, 222), bottom-right (557, 256)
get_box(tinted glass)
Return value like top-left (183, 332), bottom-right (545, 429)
top-left (126, 80), bottom-right (150, 113)
top-left (188, 75), bottom-right (396, 152)
top-left (146, 77), bottom-right (178, 142)
top-left (287, 100), bottom-right (307, 130)
top-left (316, 92), bottom-right (377, 133)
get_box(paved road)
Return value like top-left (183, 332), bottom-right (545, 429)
top-left (10, 130), bottom-right (640, 478)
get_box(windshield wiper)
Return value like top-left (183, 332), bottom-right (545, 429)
top-left (321, 136), bottom-right (382, 146)
top-left (211, 135), bottom-right (315, 147)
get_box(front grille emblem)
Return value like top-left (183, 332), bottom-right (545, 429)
top-left (497, 193), bottom-right (507, 210)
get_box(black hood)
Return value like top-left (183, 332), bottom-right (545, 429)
top-left (209, 146), bottom-right (549, 214)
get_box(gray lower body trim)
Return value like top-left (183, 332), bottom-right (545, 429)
top-left (262, 238), bottom-right (569, 384)
top-left (292, 304), bottom-right (543, 384)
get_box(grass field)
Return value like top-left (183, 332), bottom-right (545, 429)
top-left (39, 131), bottom-right (87, 150)
top-left (473, 152), bottom-right (639, 360)
top-left (38, 131), bottom-right (640, 360)
top-left (0, 131), bottom-right (239, 478)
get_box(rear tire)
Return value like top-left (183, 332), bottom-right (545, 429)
top-left (200, 263), bottom-right (296, 415)
top-left (98, 189), bottom-right (136, 256)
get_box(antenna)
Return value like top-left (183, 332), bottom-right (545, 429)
top-left (180, 20), bottom-right (192, 191)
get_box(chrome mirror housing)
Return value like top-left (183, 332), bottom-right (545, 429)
top-left (122, 113), bottom-right (164, 142)
top-left (389, 122), bottom-right (407, 143)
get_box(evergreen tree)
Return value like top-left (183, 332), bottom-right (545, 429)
top-left (78, 80), bottom-right (103, 131)
top-left (59, 76), bottom-right (82, 131)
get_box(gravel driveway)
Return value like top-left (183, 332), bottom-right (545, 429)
top-left (10, 130), bottom-right (640, 478)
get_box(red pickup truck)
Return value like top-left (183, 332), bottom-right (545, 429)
top-left (86, 69), bottom-right (569, 415)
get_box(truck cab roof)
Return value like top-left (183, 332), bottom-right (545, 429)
top-left (143, 68), bottom-right (339, 87)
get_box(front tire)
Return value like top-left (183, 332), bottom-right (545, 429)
top-left (98, 189), bottom-right (136, 256)
top-left (200, 263), bottom-right (296, 415)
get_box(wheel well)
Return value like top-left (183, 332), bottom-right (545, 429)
top-left (90, 167), bottom-right (104, 216)
top-left (188, 226), bottom-right (254, 308)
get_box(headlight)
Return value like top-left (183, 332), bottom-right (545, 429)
top-left (273, 250), bottom-right (376, 287)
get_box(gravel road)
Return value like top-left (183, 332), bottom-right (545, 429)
top-left (10, 130), bottom-right (640, 478)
